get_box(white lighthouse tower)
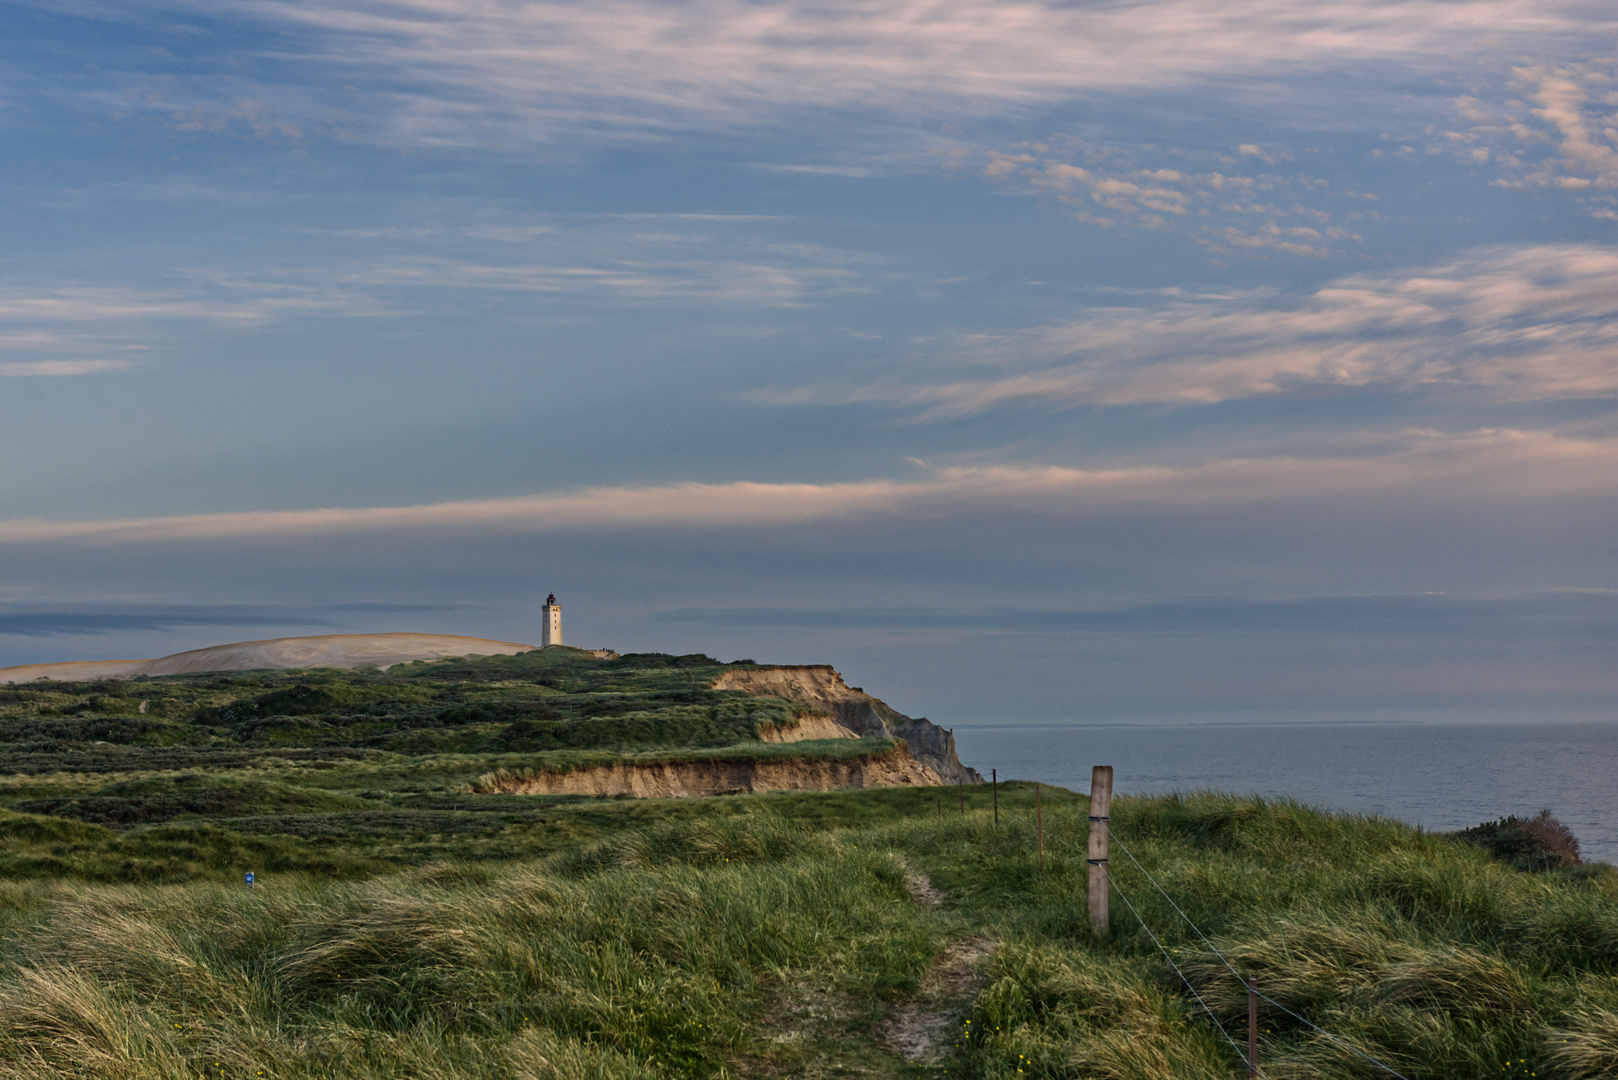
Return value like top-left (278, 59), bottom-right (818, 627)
top-left (541, 593), bottom-right (562, 647)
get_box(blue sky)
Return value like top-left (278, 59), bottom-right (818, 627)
top-left (2, 0), bottom-right (1615, 723)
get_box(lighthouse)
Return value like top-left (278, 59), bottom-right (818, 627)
top-left (541, 593), bottom-right (562, 647)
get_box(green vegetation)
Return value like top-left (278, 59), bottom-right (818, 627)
top-left (0, 654), bottom-right (1613, 1078)
top-left (0, 649), bottom-right (828, 872)
top-left (1454, 808), bottom-right (1584, 873)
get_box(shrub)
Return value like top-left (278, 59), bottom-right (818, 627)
top-left (1453, 809), bottom-right (1581, 872)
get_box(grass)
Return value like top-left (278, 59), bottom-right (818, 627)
top-left (2, 658), bottom-right (1614, 1077)
top-left (1, 650), bottom-right (795, 764)
top-left (0, 653), bottom-right (894, 878)
top-left (0, 786), bottom-right (1607, 1077)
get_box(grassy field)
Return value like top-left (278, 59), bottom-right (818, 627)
top-left (0, 649), bottom-right (858, 878)
top-left (0, 655), bottom-right (1614, 1078)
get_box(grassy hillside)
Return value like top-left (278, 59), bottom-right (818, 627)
top-left (0, 789), bottom-right (1611, 1078)
top-left (0, 654), bottom-right (1614, 1078)
top-left (0, 649), bottom-right (907, 876)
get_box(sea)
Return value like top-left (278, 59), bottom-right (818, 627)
top-left (952, 714), bottom-right (1618, 864)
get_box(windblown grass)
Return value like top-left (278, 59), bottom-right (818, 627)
top-left (0, 782), bottom-right (1610, 1077)
top-left (0, 810), bottom-right (936, 1079)
top-left (926, 791), bottom-right (1618, 1080)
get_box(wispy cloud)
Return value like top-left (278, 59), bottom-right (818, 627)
top-left (1447, 62), bottom-right (1618, 217)
top-left (0, 359), bottom-right (134, 377)
top-left (749, 243), bottom-right (1618, 413)
top-left (332, 245), bottom-right (878, 305)
top-left (0, 215), bottom-right (884, 373)
top-left (1, 425), bottom-right (1612, 546)
top-left (0, 278), bottom-right (382, 372)
top-left (58, 0), bottom-right (1614, 147)
top-left (985, 140), bottom-right (1363, 256)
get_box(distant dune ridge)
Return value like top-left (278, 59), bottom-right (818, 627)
top-left (0, 632), bottom-right (556, 683)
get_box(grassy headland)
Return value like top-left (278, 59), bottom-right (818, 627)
top-left (0, 652), bottom-right (1612, 1078)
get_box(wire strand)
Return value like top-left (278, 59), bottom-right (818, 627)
top-left (994, 799), bottom-right (1413, 1080)
top-left (995, 805), bottom-right (1262, 1075)
top-left (1106, 868), bottom-right (1266, 1076)
top-left (1104, 818), bottom-right (1414, 1080)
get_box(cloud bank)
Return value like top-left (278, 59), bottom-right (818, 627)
top-left (1450, 62), bottom-right (1618, 217)
top-left (2, 423), bottom-right (1612, 549)
top-left (173, 0), bottom-right (1613, 143)
top-left (752, 243), bottom-right (1618, 413)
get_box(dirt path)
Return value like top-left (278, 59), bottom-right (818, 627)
top-left (876, 929), bottom-right (999, 1067)
top-left (738, 869), bottom-right (997, 1077)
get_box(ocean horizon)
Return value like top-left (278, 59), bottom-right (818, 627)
top-left (953, 715), bottom-right (1618, 864)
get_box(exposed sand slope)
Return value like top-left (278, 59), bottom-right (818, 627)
top-left (139, 633), bottom-right (540, 675)
top-left (713, 665), bottom-right (861, 705)
top-left (0, 632), bottom-right (542, 683)
top-left (472, 746), bottom-right (941, 798)
top-left (0, 658), bottom-right (155, 683)
top-left (713, 666), bottom-right (981, 783)
top-left (757, 715), bottom-right (859, 742)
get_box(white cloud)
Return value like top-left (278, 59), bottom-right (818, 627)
top-left (1, 425), bottom-right (1611, 546)
top-left (0, 279), bottom-right (383, 373)
top-left (0, 359), bottom-right (134, 377)
top-left (749, 243), bottom-right (1618, 413)
top-left (0, 282), bottom-right (358, 325)
top-left (82, 0), bottom-right (1615, 146)
top-left (332, 246), bottom-right (877, 304)
top-left (0, 218), bottom-right (884, 372)
top-left (985, 141), bottom-right (1361, 255)
top-left (1448, 62), bottom-right (1618, 216)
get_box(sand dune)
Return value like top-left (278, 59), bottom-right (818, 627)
top-left (0, 658), bottom-right (156, 683)
top-left (0, 632), bottom-right (543, 683)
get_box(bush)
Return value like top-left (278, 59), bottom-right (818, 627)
top-left (1453, 809), bottom-right (1581, 872)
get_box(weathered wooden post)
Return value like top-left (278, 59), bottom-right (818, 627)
top-left (958, 777), bottom-right (965, 817)
top-left (1036, 783), bottom-right (1045, 876)
top-left (991, 769), bottom-right (998, 829)
top-left (1248, 978), bottom-right (1258, 1078)
top-left (1088, 765), bottom-right (1112, 936)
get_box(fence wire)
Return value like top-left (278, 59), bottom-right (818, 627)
top-left (992, 792), bottom-right (1413, 1080)
top-left (996, 805), bottom-right (1264, 1076)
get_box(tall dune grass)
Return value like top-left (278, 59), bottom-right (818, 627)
top-left (0, 813), bottom-right (935, 1078)
top-left (0, 793), bottom-right (1613, 1078)
top-left (927, 793), bottom-right (1618, 1080)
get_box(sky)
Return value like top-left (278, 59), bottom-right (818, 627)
top-left (1, 0), bottom-right (1615, 724)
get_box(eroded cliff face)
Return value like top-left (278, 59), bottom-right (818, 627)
top-left (757, 715), bottom-right (860, 743)
top-left (471, 745), bottom-right (941, 797)
top-left (712, 667), bottom-right (982, 783)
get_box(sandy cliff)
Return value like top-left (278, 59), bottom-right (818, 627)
top-left (472, 744), bottom-right (941, 797)
top-left (713, 666), bottom-right (981, 783)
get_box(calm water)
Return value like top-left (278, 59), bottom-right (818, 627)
top-left (952, 720), bottom-right (1618, 863)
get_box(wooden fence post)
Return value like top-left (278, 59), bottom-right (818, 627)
top-left (1036, 783), bottom-right (1044, 876)
top-left (958, 777), bottom-right (965, 817)
top-left (992, 769), bottom-right (998, 829)
top-left (1088, 765), bottom-right (1112, 936)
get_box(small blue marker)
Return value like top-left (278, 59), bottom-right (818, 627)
top-left (245, 872), bottom-right (255, 888)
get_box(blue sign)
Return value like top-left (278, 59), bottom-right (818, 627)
top-left (245, 872), bottom-right (255, 886)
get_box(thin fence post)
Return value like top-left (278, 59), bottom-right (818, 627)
top-left (958, 777), bottom-right (965, 817)
top-left (1088, 765), bottom-right (1112, 937)
top-left (1036, 783), bottom-right (1044, 876)
top-left (992, 769), bottom-right (998, 829)
top-left (1248, 978), bottom-right (1258, 1078)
